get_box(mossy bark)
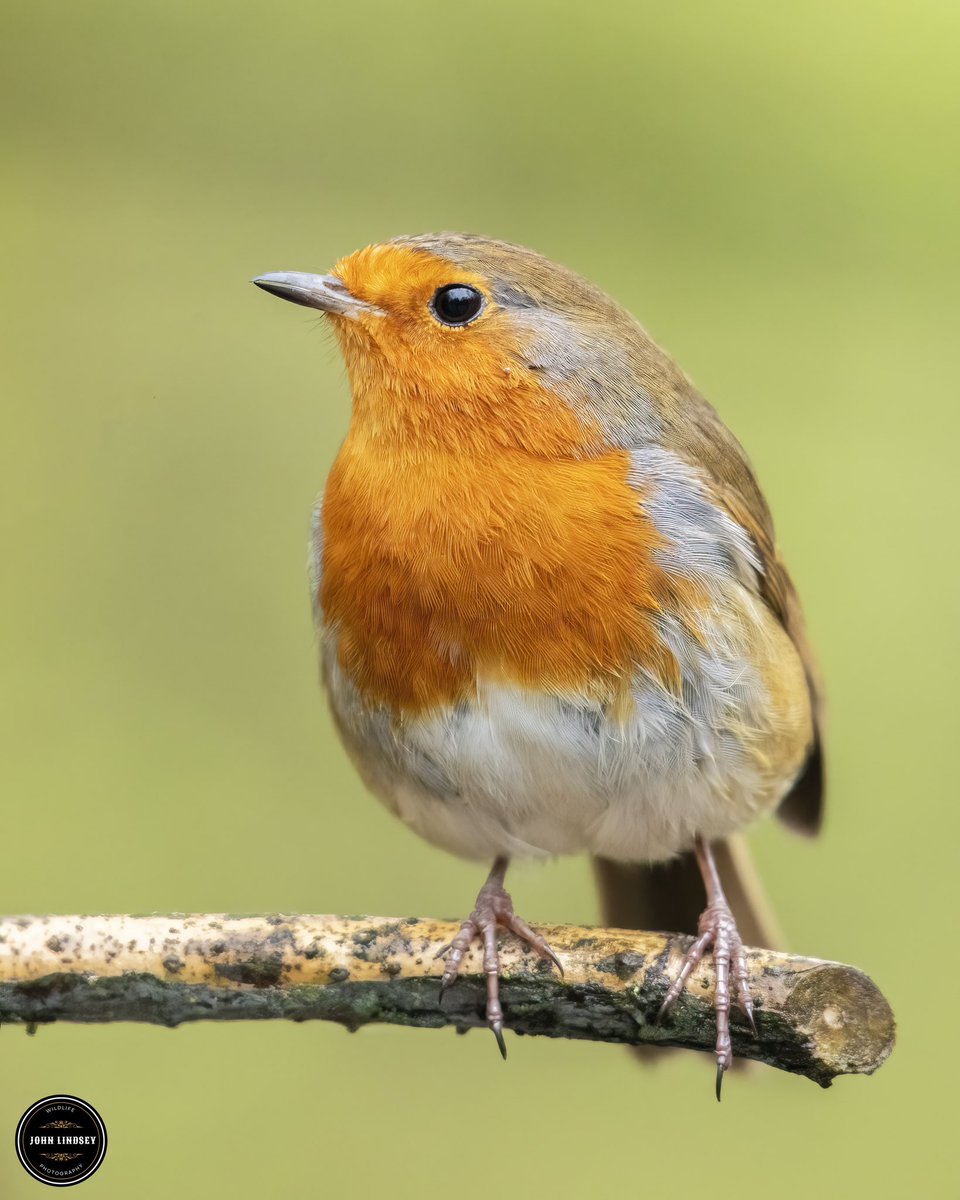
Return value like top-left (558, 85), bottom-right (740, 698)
top-left (0, 914), bottom-right (894, 1086)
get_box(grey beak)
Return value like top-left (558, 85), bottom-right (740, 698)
top-left (251, 271), bottom-right (381, 318)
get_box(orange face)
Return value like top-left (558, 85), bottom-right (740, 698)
top-left (325, 243), bottom-right (605, 459)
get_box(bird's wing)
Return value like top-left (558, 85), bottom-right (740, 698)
top-left (660, 388), bottom-right (825, 834)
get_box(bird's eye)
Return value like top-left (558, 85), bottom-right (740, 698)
top-left (431, 284), bottom-right (485, 327)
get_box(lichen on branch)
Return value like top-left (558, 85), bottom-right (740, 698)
top-left (0, 914), bottom-right (894, 1086)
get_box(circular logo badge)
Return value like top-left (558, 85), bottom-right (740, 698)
top-left (15, 1096), bottom-right (107, 1187)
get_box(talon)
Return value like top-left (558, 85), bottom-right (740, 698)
top-left (436, 857), bottom-right (560, 1061)
top-left (544, 946), bottom-right (565, 976)
top-left (657, 927), bottom-right (714, 1022)
top-left (658, 839), bottom-right (763, 1093)
top-left (657, 981), bottom-right (685, 1022)
top-left (501, 913), bottom-right (565, 976)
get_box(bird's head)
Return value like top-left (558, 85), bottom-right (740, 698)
top-left (254, 233), bottom-right (686, 456)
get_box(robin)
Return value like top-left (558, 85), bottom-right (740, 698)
top-left (253, 234), bottom-right (823, 1095)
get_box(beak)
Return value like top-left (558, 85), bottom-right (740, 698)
top-left (251, 271), bottom-right (381, 318)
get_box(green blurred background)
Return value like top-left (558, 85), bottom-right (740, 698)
top-left (2, 1), bottom-right (957, 1195)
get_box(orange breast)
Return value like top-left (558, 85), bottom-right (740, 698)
top-left (320, 435), bottom-right (703, 715)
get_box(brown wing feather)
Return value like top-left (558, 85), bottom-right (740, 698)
top-left (661, 388), bottom-right (825, 834)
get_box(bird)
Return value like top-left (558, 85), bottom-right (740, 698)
top-left (252, 233), bottom-right (823, 1096)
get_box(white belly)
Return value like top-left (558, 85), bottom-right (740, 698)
top-left (322, 606), bottom-right (800, 865)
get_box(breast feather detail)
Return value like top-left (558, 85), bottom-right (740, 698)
top-left (316, 438), bottom-right (760, 715)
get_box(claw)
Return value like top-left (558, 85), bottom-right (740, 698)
top-left (657, 926), bottom-right (713, 1022)
top-left (544, 945), bottom-right (565, 977)
top-left (658, 840), bottom-right (765, 1094)
top-left (437, 858), bottom-right (561, 1061)
top-left (659, 902), bottom-right (757, 1091)
top-left (501, 912), bottom-right (565, 977)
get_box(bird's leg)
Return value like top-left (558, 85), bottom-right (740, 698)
top-left (435, 856), bottom-right (563, 1058)
top-left (658, 838), bottom-right (757, 1098)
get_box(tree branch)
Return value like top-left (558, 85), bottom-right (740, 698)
top-left (0, 914), bottom-right (894, 1085)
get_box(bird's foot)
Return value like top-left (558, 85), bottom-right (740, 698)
top-left (658, 898), bottom-right (756, 1099)
top-left (436, 875), bottom-right (563, 1059)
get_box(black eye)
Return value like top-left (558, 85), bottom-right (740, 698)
top-left (431, 284), bottom-right (485, 326)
